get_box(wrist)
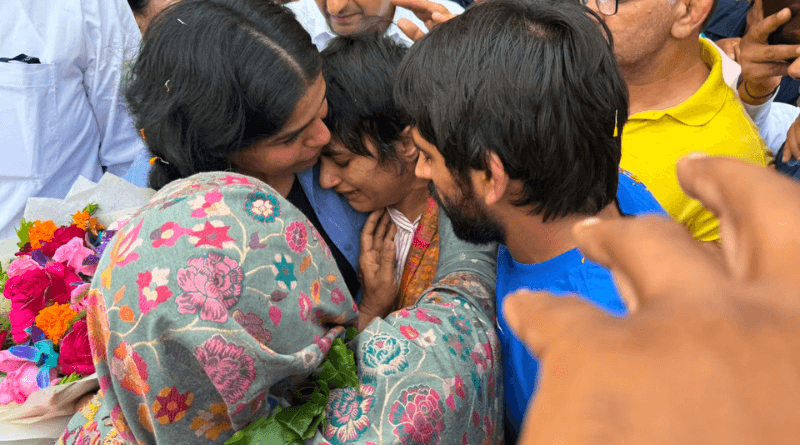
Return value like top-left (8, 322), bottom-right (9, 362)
top-left (738, 75), bottom-right (779, 105)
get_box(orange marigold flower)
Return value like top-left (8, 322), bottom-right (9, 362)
top-left (72, 211), bottom-right (91, 230)
top-left (35, 303), bottom-right (78, 345)
top-left (28, 220), bottom-right (58, 249)
top-left (87, 216), bottom-right (105, 233)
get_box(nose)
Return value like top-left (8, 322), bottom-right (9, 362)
top-left (415, 155), bottom-right (431, 180)
top-left (326, 0), bottom-right (348, 16)
top-left (319, 156), bottom-right (341, 189)
top-left (306, 118), bottom-right (331, 150)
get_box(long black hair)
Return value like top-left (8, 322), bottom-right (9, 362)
top-left (125, 0), bottom-right (321, 190)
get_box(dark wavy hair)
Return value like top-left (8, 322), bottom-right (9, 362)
top-left (124, 0), bottom-right (321, 190)
top-left (321, 33), bottom-right (410, 166)
top-left (395, 0), bottom-right (628, 222)
top-left (127, 0), bottom-right (149, 15)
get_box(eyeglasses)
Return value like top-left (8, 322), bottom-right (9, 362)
top-left (580, 0), bottom-right (618, 16)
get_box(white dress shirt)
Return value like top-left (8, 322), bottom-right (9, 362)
top-left (286, 0), bottom-right (464, 50)
top-left (0, 0), bottom-right (146, 237)
top-left (386, 207), bottom-right (420, 283)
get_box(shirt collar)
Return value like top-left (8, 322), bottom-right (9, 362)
top-left (629, 38), bottom-right (728, 127)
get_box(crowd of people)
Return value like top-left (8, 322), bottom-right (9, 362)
top-left (3, 0), bottom-right (800, 443)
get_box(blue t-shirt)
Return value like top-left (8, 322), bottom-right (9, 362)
top-left (498, 170), bottom-right (666, 438)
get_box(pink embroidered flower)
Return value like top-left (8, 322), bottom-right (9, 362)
top-left (324, 384), bottom-right (375, 444)
top-left (400, 325), bottom-right (419, 340)
top-left (189, 190), bottom-right (230, 218)
top-left (299, 293), bottom-right (313, 321)
top-left (110, 404), bottom-right (136, 442)
top-left (443, 373), bottom-right (466, 411)
top-left (309, 224), bottom-right (331, 258)
top-left (6, 256), bottom-right (41, 278)
top-left (218, 175), bottom-right (252, 186)
top-left (313, 333), bottom-right (333, 355)
top-left (189, 221), bottom-right (235, 249)
top-left (415, 308), bottom-right (442, 324)
top-left (0, 350), bottom-right (55, 404)
top-left (137, 269), bottom-right (174, 314)
top-left (389, 386), bottom-right (445, 445)
top-left (176, 253), bottom-right (243, 323)
top-left (110, 341), bottom-right (150, 395)
top-left (330, 288), bottom-right (345, 305)
top-left (285, 221), bottom-right (308, 253)
top-left (151, 221), bottom-right (192, 248)
top-left (52, 237), bottom-right (96, 276)
top-left (195, 335), bottom-right (256, 405)
top-left (232, 310), bottom-right (272, 344)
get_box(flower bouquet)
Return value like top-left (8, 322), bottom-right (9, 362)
top-left (0, 173), bottom-right (155, 431)
top-left (0, 206), bottom-right (111, 422)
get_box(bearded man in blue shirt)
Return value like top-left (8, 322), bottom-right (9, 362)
top-left (394, 0), bottom-right (668, 441)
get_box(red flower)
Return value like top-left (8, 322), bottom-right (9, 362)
top-left (4, 268), bottom-right (50, 343)
top-left (40, 225), bottom-right (86, 257)
top-left (45, 262), bottom-right (81, 305)
top-left (153, 387), bottom-right (194, 424)
top-left (58, 319), bottom-right (95, 376)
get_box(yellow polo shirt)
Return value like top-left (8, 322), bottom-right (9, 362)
top-left (620, 38), bottom-right (770, 242)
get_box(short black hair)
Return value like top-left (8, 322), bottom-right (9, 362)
top-left (321, 33), bottom-right (410, 165)
top-left (128, 0), bottom-right (149, 15)
top-left (395, 0), bottom-right (628, 222)
top-left (125, 0), bottom-right (321, 190)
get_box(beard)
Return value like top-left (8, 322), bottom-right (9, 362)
top-left (428, 181), bottom-right (506, 245)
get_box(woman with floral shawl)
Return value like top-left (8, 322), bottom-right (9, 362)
top-left (57, 172), bottom-right (502, 444)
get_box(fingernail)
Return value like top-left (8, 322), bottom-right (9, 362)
top-left (685, 152), bottom-right (708, 159)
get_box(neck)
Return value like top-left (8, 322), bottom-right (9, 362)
top-left (248, 173), bottom-right (295, 197)
top-left (502, 202), bottom-right (621, 265)
top-left (624, 38), bottom-right (710, 116)
top-left (389, 177), bottom-right (430, 222)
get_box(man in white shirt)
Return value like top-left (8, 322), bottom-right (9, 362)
top-left (286, 0), bottom-right (463, 49)
top-left (0, 0), bottom-right (145, 238)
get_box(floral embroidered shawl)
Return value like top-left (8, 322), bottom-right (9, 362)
top-left (397, 197), bottom-right (440, 310)
top-left (59, 172), bottom-right (503, 445)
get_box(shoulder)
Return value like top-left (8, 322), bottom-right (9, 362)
top-left (617, 170), bottom-right (667, 216)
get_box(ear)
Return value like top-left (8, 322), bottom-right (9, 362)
top-left (671, 0), bottom-right (713, 39)
top-left (472, 152), bottom-right (509, 207)
top-left (397, 126), bottom-right (419, 163)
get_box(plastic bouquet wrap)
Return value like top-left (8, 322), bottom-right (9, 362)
top-left (0, 173), bottom-right (154, 429)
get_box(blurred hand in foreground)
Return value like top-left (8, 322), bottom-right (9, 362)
top-left (507, 156), bottom-right (800, 445)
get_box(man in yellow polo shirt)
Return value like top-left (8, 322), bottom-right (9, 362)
top-left (586, 0), bottom-right (770, 242)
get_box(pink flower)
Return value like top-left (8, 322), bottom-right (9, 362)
top-left (232, 310), bottom-right (272, 344)
top-left (195, 335), bottom-right (256, 405)
top-left (45, 262), bottom-right (82, 305)
top-left (0, 350), bottom-right (56, 404)
top-left (52, 237), bottom-right (96, 276)
top-left (388, 386), bottom-right (445, 445)
top-left (400, 325), bottom-right (419, 340)
top-left (4, 268), bottom-right (50, 343)
top-left (7, 257), bottom-right (41, 278)
top-left (137, 270), bottom-right (173, 314)
top-left (69, 283), bottom-right (91, 312)
top-left (330, 288), bottom-right (345, 305)
top-left (58, 319), bottom-right (95, 376)
top-left (40, 225), bottom-right (85, 258)
top-left (176, 253), bottom-right (243, 323)
top-left (299, 294), bottom-right (313, 321)
top-left (285, 221), bottom-right (308, 253)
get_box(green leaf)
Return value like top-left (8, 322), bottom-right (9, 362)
top-left (15, 218), bottom-right (33, 249)
top-left (57, 373), bottom-right (81, 386)
top-left (82, 203), bottom-right (100, 215)
top-left (314, 338), bottom-right (359, 389)
top-left (225, 406), bottom-right (305, 445)
top-left (345, 326), bottom-right (359, 343)
top-left (274, 402), bottom-right (326, 438)
top-left (0, 260), bottom-right (8, 294)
